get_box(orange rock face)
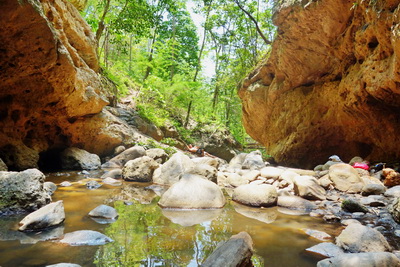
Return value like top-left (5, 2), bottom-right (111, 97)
top-left (239, 0), bottom-right (400, 168)
top-left (0, 0), bottom-right (142, 169)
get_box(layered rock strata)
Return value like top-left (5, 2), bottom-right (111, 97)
top-left (239, 0), bottom-right (400, 167)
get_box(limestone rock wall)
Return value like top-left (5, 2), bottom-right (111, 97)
top-left (0, 0), bottom-right (143, 170)
top-left (239, 0), bottom-right (400, 168)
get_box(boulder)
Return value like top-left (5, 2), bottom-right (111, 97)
top-left (201, 232), bottom-right (253, 267)
top-left (88, 205), bottom-right (118, 219)
top-left (242, 150), bottom-right (265, 170)
top-left (319, 175), bottom-right (333, 189)
top-left (122, 156), bottom-right (159, 182)
top-left (228, 153), bottom-right (248, 169)
top-left (18, 201), bottom-right (65, 231)
top-left (58, 230), bottom-right (113, 246)
top-left (101, 169), bottom-right (122, 179)
top-left (382, 168), bottom-right (400, 187)
top-left (60, 147), bottom-right (101, 170)
top-left (362, 183), bottom-right (386, 196)
top-left (277, 196), bottom-right (316, 211)
top-left (226, 173), bottom-right (249, 187)
top-left (153, 152), bottom-right (194, 185)
top-left (232, 184), bottom-right (277, 207)
top-left (328, 164), bottom-right (364, 193)
top-left (191, 157), bottom-right (221, 169)
top-left (0, 158), bottom-right (7, 171)
top-left (260, 166), bottom-right (284, 179)
top-left (341, 198), bottom-right (368, 213)
top-left (0, 169), bottom-right (51, 214)
top-left (86, 180), bottom-right (101, 190)
top-left (336, 224), bottom-right (392, 253)
top-left (145, 148), bottom-right (168, 164)
top-left (189, 163), bottom-right (218, 183)
top-left (317, 252), bottom-right (400, 267)
top-left (385, 185), bottom-right (400, 198)
top-left (305, 242), bottom-right (344, 259)
top-left (113, 145), bottom-right (126, 155)
top-left (158, 174), bottom-right (225, 209)
top-left (294, 175), bottom-right (326, 200)
top-left (303, 229), bottom-right (332, 242)
top-left (44, 182), bottom-right (57, 196)
top-left (101, 146), bottom-right (146, 168)
top-left (388, 198), bottom-right (400, 224)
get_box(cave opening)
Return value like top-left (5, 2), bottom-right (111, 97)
top-left (38, 148), bottom-right (64, 172)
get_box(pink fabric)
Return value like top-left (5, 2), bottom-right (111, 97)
top-left (353, 162), bottom-right (369, 170)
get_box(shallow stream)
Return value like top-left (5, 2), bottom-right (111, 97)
top-left (0, 171), bottom-right (342, 267)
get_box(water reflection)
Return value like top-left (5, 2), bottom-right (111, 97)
top-left (162, 209), bottom-right (223, 227)
top-left (233, 202), bottom-right (277, 224)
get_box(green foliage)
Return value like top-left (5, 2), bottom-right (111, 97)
top-left (135, 138), bottom-right (177, 156)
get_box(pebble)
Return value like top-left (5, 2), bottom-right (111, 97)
top-left (60, 181), bottom-right (72, 187)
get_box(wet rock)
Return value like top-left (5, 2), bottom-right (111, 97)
top-left (88, 205), bottom-right (118, 219)
top-left (86, 180), bottom-right (101, 190)
top-left (18, 200), bottom-right (65, 231)
top-left (0, 169), bottom-right (51, 214)
top-left (242, 150), bottom-right (264, 170)
top-left (0, 158), bottom-right (7, 171)
top-left (162, 209), bottom-right (222, 227)
top-left (383, 168), bottom-right (400, 187)
top-left (277, 196), bottom-right (316, 211)
top-left (46, 263), bottom-right (82, 267)
top-left (158, 174), bottom-right (225, 209)
top-left (232, 184), bottom-right (277, 207)
top-left (202, 232), bottom-right (253, 267)
top-left (146, 148), bottom-right (168, 164)
top-left (101, 146), bottom-right (146, 168)
top-left (323, 214), bottom-right (341, 223)
top-left (59, 181), bottom-right (72, 187)
top-left (153, 152), bottom-right (194, 185)
top-left (336, 224), bottom-right (392, 253)
top-left (317, 252), bottom-right (400, 267)
top-left (303, 229), bottom-right (332, 242)
top-left (362, 183), bottom-right (386, 196)
top-left (101, 169), bottom-right (122, 179)
top-left (329, 164), bottom-right (364, 193)
top-left (44, 182), bottom-right (57, 196)
top-left (122, 156), bottom-right (159, 182)
top-left (305, 242), bottom-right (344, 259)
top-left (233, 202), bottom-right (277, 224)
top-left (260, 166), bottom-right (284, 179)
top-left (58, 230), bottom-right (113, 246)
top-left (102, 177), bottom-right (122, 186)
top-left (294, 176), bottom-right (326, 200)
top-left (341, 198), bottom-right (368, 213)
top-left (388, 198), bottom-right (400, 224)
top-left (60, 147), bottom-right (101, 170)
top-left (385, 186), bottom-right (400, 198)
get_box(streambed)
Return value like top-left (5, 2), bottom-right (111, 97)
top-left (0, 171), bottom-right (341, 267)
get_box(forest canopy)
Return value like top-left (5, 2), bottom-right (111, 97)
top-left (82, 0), bottom-right (276, 144)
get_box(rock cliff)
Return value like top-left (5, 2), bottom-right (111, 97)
top-left (0, 0), bottom-right (145, 170)
top-left (239, 0), bottom-right (400, 168)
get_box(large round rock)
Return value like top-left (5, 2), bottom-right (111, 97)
top-left (232, 184), bottom-right (277, 207)
top-left (18, 200), bottom-right (65, 231)
top-left (158, 174), bottom-right (225, 209)
top-left (328, 163), bottom-right (364, 193)
top-left (60, 147), bottom-right (101, 170)
top-left (122, 156), bottom-right (159, 182)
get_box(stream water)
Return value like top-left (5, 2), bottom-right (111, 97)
top-left (0, 171), bottom-right (342, 267)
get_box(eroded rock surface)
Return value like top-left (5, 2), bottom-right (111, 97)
top-left (239, 0), bottom-right (400, 167)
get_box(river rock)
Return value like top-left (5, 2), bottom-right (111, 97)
top-left (277, 196), bottom-right (316, 211)
top-left (101, 146), bottom-right (146, 168)
top-left (161, 209), bottom-right (222, 227)
top-left (360, 195), bottom-right (386, 207)
top-left (242, 150), bottom-right (264, 170)
top-left (101, 169), bottom-right (122, 179)
top-left (60, 181), bottom-right (72, 187)
top-left (191, 157), bottom-right (220, 168)
top-left (232, 184), bottom-right (277, 207)
top-left (153, 152), bottom-right (194, 185)
top-left (189, 163), bottom-right (218, 183)
top-left (58, 230), bottom-right (113, 246)
top-left (0, 169), bottom-right (51, 214)
top-left (228, 153), bottom-right (248, 169)
top-left (319, 175), bottom-right (333, 189)
top-left (388, 198), bottom-right (400, 223)
top-left (382, 168), bottom-right (400, 187)
top-left (226, 173), bottom-right (249, 187)
top-left (122, 156), bottom-right (159, 182)
top-left (260, 166), bottom-right (284, 179)
top-left (18, 201), bottom-right (65, 231)
top-left (341, 198), bottom-right (368, 213)
top-left (102, 177), bottom-right (122, 186)
top-left (305, 242), bottom-right (344, 259)
top-left (158, 173), bottom-right (225, 209)
top-left (362, 183), bottom-right (386, 196)
top-left (303, 229), bottom-right (332, 242)
top-left (0, 158), bottom-right (7, 171)
top-left (317, 252), bottom-right (400, 267)
top-left (336, 224), bottom-right (392, 253)
top-left (88, 205), bottom-right (118, 219)
top-left (201, 232), bottom-right (253, 267)
top-left (385, 185), bottom-right (400, 198)
top-left (60, 147), bottom-right (101, 170)
top-left (44, 182), bottom-right (57, 196)
top-left (86, 180), bottom-right (101, 189)
top-left (46, 264), bottom-right (82, 267)
top-left (113, 145), bottom-right (126, 155)
top-left (294, 175), bottom-right (326, 200)
top-left (145, 148), bottom-right (168, 164)
top-left (328, 163), bottom-right (364, 193)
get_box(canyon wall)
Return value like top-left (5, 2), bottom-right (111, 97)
top-left (0, 0), bottom-right (144, 170)
top-left (239, 0), bottom-right (400, 168)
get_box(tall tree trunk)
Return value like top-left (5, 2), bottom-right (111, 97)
top-left (170, 16), bottom-right (176, 81)
top-left (143, 31), bottom-right (157, 81)
top-left (95, 0), bottom-right (111, 48)
top-left (129, 34), bottom-right (133, 72)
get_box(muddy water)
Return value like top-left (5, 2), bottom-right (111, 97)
top-left (0, 171), bottom-right (342, 267)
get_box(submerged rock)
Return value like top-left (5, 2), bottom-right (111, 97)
top-left (88, 205), bottom-right (118, 219)
top-left (232, 184), bottom-right (277, 207)
top-left (305, 242), bottom-right (344, 259)
top-left (86, 180), bottom-right (101, 190)
top-left (202, 232), bottom-right (253, 267)
top-left (60, 147), bottom-right (101, 170)
top-left (18, 200), bottom-right (65, 231)
top-left (58, 230), bottom-right (113, 246)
